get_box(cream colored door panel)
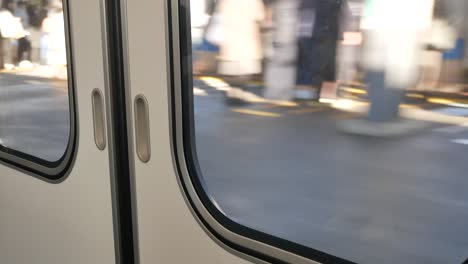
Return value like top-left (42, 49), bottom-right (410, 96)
top-left (0, 0), bottom-right (117, 263)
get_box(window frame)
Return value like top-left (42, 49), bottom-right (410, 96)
top-left (169, 0), bottom-right (356, 263)
top-left (0, 0), bottom-right (77, 182)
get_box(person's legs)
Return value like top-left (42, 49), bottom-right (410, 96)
top-left (24, 38), bottom-right (32, 61)
top-left (295, 38), bottom-right (319, 100)
top-left (311, 38), bottom-right (338, 99)
top-left (17, 37), bottom-right (26, 63)
top-left (295, 38), bottom-right (309, 86)
top-left (367, 71), bottom-right (405, 122)
top-left (0, 36), bottom-right (4, 70)
top-left (224, 74), bottom-right (268, 104)
top-left (264, 49), bottom-right (296, 101)
top-left (224, 75), bottom-right (250, 104)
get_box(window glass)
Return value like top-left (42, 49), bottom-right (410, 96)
top-left (188, 0), bottom-right (468, 263)
top-left (0, 0), bottom-right (71, 164)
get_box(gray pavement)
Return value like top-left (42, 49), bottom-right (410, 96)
top-left (0, 72), bottom-right (69, 162)
top-left (194, 80), bottom-right (468, 264)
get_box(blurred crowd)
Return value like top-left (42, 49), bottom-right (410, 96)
top-left (0, 0), bottom-right (65, 70)
top-left (191, 0), bottom-right (468, 117)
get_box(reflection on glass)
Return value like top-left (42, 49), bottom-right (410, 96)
top-left (0, 0), bottom-right (69, 162)
top-left (189, 0), bottom-right (468, 263)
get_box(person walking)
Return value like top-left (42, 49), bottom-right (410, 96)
top-left (295, 0), bottom-right (349, 101)
top-left (15, 1), bottom-right (32, 64)
top-left (263, 0), bottom-right (300, 101)
top-left (361, 0), bottom-right (435, 122)
top-left (42, 0), bottom-right (66, 66)
top-left (0, 0), bottom-right (27, 69)
top-left (216, 0), bottom-right (265, 104)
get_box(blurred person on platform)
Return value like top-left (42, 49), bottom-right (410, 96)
top-left (216, 0), bottom-right (265, 104)
top-left (264, 0), bottom-right (300, 101)
top-left (27, 0), bottom-right (49, 64)
top-left (0, 0), bottom-right (27, 69)
top-left (361, 0), bottom-right (438, 123)
top-left (41, 0), bottom-right (66, 78)
top-left (339, 0), bottom-right (446, 137)
top-left (15, 0), bottom-right (30, 29)
top-left (42, 0), bottom-right (65, 66)
top-left (15, 0), bottom-right (32, 65)
top-left (294, 0), bottom-right (350, 101)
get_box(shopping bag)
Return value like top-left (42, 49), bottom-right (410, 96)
top-left (427, 19), bottom-right (456, 51)
top-left (0, 11), bottom-right (26, 39)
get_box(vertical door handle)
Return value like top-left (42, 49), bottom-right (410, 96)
top-left (134, 95), bottom-right (151, 162)
top-left (92, 88), bottom-right (106, 150)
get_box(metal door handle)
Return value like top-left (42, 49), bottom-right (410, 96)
top-left (134, 95), bottom-right (151, 162)
top-left (92, 88), bottom-right (106, 150)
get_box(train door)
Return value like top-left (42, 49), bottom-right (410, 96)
top-left (122, 0), bottom-right (317, 263)
top-left (0, 0), bottom-right (123, 263)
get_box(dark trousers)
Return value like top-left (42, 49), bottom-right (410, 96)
top-left (367, 71), bottom-right (405, 122)
top-left (17, 37), bottom-right (31, 63)
top-left (296, 37), bottom-right (337, 89)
